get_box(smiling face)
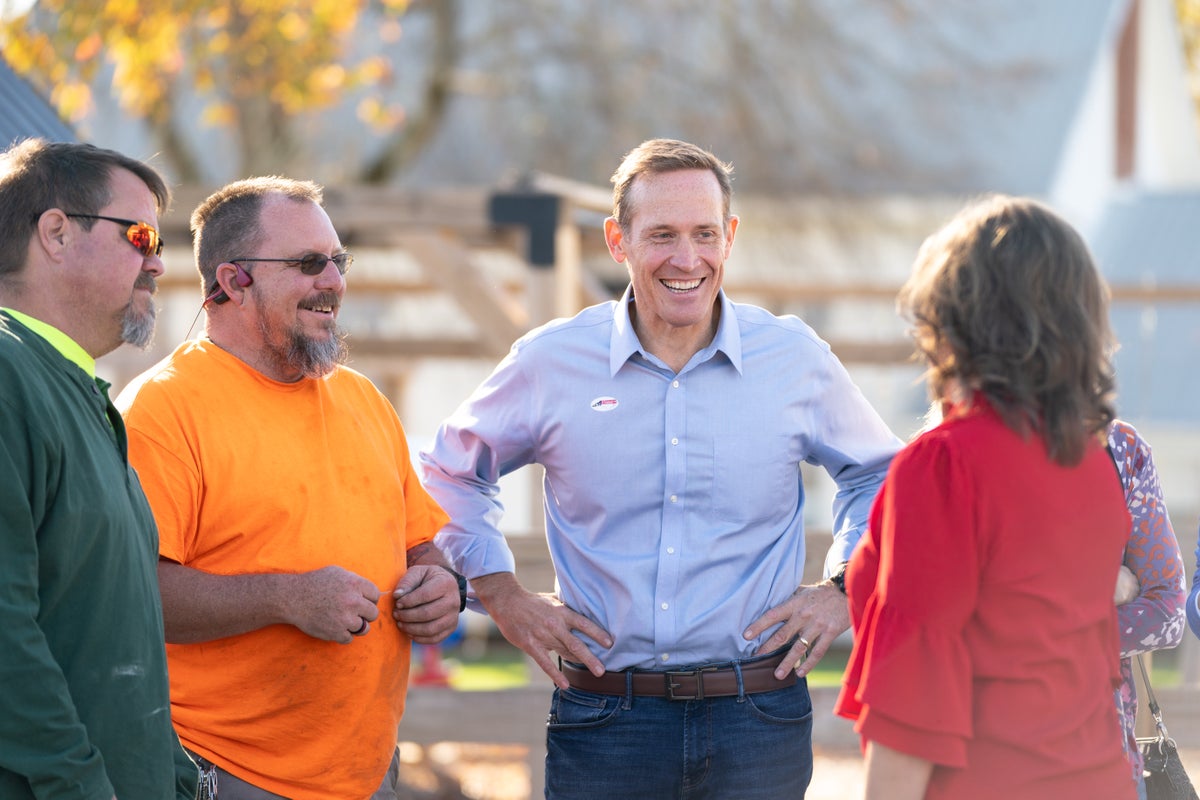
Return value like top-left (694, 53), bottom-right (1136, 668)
top-left (604, 169), bottom-right (737, 365)
top-left (243, 195), bottom-right (348, 381)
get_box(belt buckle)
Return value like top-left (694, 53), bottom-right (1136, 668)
top-left (665, 665), bottom-right (720, 701)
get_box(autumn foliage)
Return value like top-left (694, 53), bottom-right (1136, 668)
top-left (0, 0), bottom-right (413, 179)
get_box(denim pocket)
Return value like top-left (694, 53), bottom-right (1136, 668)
top-left (547, 687), bottom-right (622, 730)
top-left (744, 681), bottom-right (814, 725)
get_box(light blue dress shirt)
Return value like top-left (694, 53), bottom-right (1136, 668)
top-left (421, 288), bottom-right (902, 671)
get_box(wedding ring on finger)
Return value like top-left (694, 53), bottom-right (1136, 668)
top-left (351, 618), bottom-right (369, 636)
top-left (799, 636), bottom-right (811, 651)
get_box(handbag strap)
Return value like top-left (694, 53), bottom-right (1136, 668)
top-left (1136, 652), bottom-right (1172, 742)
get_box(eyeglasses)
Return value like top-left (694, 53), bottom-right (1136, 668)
top-left (231, 253), bottom-right (353, 276)
top-left (65, 214), bottom-right (164, 258)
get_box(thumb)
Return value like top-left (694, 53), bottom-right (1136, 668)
top-left (392, 566), bottom-right (429, 598)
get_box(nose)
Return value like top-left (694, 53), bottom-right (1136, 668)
top-left (314, 258), bottom-right (346, 291)
top-left (668, 238), bottom-right (701, 271)
top-left (143, 252), bottom-right (165, 278)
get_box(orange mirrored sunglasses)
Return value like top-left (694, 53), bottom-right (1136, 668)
top-left (66, 213), bottom-right (164, 257)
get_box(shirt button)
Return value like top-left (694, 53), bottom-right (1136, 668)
top-left (661, 654), bottom-right (670, 662)
top-left (672, 380), bottom-right (680, 388)
top-left (671, 437), bottom-right (679, 445)
top-left (667, 547), bottom-right (675, 554)
top-left (669, 495), bottom-right (677, 503)
top-left (661, 602), bottom-right (669, 610)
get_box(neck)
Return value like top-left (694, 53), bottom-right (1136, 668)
top-left (205, 326), bottom-right (306, 384)
top-left (1, 294), bottom-right (110, 360)
top-left (630, 305), bottom-right (720, 374)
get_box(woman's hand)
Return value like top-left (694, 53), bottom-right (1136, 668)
top-left (1114, 564), bottom-right (1140, 606)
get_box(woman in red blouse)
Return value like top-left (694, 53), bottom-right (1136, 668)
top-left (835, 195), bottom-right (1136, 800)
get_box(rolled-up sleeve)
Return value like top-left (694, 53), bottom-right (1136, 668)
top-left (805, 352), bottom-right (902, 575)
top-left (420, 343), bottom-right (534, 582)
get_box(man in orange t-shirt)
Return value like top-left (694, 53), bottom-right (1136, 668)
top-left (117, 177), bottom-right (462, 800)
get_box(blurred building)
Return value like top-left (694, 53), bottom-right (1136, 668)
top-left (46, 0), bottom-right (1200, 561)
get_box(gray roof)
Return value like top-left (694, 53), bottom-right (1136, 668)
top-left (0, 54), bottom-right (75, 147)
top-left (77, 0), bottom-right (1121, 196)
top-left (394, 0), bottom-right (1123, 197)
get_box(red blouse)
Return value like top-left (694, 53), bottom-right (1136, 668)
top-left (835, 399), bottom-right (1137, 800)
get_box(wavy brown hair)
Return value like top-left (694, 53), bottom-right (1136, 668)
top-left (898, 194), bottom-right (1116, 465)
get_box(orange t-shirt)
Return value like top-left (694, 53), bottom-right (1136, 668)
top-left (117, 340), bottom-right (448, 800)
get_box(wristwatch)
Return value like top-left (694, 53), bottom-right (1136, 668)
top-left (829, 561), bottom-right (849, 595)
top-left (444, 567), bottom-right (468, 612)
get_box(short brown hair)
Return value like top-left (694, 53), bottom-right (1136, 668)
top-left (190, 176), bottom-right (324, 297)
top-left (610, 139), bottom-right (733, 231)
top-left (0, 138), bottom-right (170, 280)
top-left (898, 194), bottom-right (1116, 465)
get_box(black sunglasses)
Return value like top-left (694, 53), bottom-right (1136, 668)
top-left (65, 213), bottom-right (164, 258)
top-left (231, 253), bottom-right (353, 276)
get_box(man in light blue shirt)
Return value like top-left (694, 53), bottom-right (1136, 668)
top-left (421, 138), bottom-right (902, 798)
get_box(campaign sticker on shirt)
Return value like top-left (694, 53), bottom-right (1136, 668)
top-left (590, 396), bottom-right (619, 412)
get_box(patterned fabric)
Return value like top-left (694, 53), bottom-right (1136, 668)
top-left (1110, 420), bottom-right (1188, 783)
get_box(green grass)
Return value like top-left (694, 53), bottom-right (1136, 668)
top-left (446, 655), bottom-right (531, 691)
top-left (805, 647), bottom-right (851, 688)
top-left (436, 640), bottom-right (1184, 693)
top-left (1144, 647), bottom-right (1183, 687)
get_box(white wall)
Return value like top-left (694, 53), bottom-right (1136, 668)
top-left (1138, 0), bottom-right (1200, 186)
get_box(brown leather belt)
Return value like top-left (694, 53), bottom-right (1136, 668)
top-left (560, 650), bottom-right (796, 700)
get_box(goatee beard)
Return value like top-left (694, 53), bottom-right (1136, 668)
top-left (254, 290), bottom-right (348, 379)
top-left (121, 301), bottom-right (157, 350)
top-left (287, 324), bottom-right (349, 379)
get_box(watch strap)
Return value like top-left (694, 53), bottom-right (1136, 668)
top-left (444, 567), bottom-right (468, 612)
top-left (829, 561), bottom-right (849, 595)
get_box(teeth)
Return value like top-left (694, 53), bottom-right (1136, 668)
top-left (662, 279), bottom-right (701, 291)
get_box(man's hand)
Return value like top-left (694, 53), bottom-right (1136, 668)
top-left (742, 582), bottom-right (850, 679)
top-left (392, 565), bottom-right (462, 644)
top-left (473, 572), bottom-right (613, 690)
top-left (285, 566), bottom-right (381, 644)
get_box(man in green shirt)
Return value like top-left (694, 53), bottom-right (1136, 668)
top-left (0, 138), bottom-right (198, 800)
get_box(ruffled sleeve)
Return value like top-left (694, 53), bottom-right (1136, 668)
top-left (836, 431), bottom-right (979, 767)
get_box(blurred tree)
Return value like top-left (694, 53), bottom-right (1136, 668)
top-left (1, 0), bottom-right (1046, 194)
top-left (0, 0), bottom-right (457, 183)
top-left (1177, 0), bottom-right (1200, 131)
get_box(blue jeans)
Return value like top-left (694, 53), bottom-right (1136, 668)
top-left (545, 675), bottom-right (813, 799)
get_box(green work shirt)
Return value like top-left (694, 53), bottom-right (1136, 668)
top-left (0, 311), bottom-right (197, 800)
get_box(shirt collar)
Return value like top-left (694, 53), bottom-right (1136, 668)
top-left (1, 307), bottom-right (97, 378)
top-left (608, 286), bottom-right (743, 376)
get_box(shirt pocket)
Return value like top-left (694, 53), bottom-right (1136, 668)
top-left (709, 433), bottom-right (798, 524)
